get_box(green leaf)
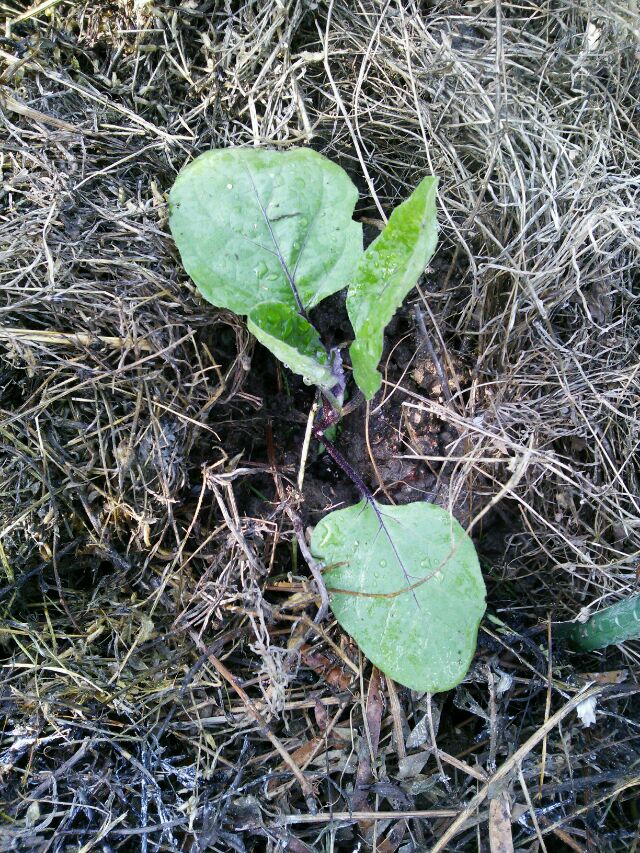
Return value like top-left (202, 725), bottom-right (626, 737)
top-left (347, 177), bottom-right (438, 399)
top-left (169, 147), bottom-right (363, 315)
top-left (310, 499), bottom-right (486, 693)
top-left (247, 302), bottom-right (335, 390)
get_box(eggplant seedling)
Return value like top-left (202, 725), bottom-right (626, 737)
top-left (169, 147), bottom-right (486, 693)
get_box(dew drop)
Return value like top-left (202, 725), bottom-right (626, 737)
top-left (226, 183), bottom-right (233, 189)
top-left (303, 377), bottom-right (312, 385)
top-left (379, 559), bottom-right (387, 568)
top-left (266, 272), bottom-right (279, 281)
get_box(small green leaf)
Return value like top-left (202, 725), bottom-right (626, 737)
top-left (347, 177), bottom-right (438, 399)
top-left (247, 302), bottom-right (334, 390)
top-left (169, 147), bottom-right (363, 315)
top-left (310, 499), bottom-right (486, 693)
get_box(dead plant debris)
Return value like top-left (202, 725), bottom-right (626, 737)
top-left (1, 1), bottom-right (639, 850)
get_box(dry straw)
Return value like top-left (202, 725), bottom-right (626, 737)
top-left (1, 1), bottom-right (639, 850)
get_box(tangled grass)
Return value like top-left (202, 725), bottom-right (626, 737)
top-left (0, 1), bottom-right (639, 850)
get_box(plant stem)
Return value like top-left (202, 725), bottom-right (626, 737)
top-left (312, 409), bottom-right (420, 606)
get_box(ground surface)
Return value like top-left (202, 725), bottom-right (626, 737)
top-left (1, 1), bottom-right (639, 851)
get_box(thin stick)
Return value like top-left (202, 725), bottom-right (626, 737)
top-left (0, 327), bottom-right (153, 352)
top-left (189, 632), bottom-right (316, 808)
top-left (298, 402), bottom-right (318, 491)
top-left (265, 406), bottom-right (328, 620)
top-left (427, 692), bottom-right (450, 790)
top-left (414, 306), bottom-right (453, 404)
top-left (386, 677), bottom-right (407, 762)
top-left (430, 684), bottom-right (606, 852)
top-left (539, 617), bottom-right (553, 797)
top-left (211, 485), bottom-right (267, 577)
top-left (365, 400), bottom-right (395, 503)
top-left (268, 700), bottom-right (350, 800)
top-left (276, 809), bottom-right (458, 825)
top-left (0, 92), bottom-right (82, 133)
top-left (321, 2), bottom-right (387, 223)
top-left (7, 0), bottom-right (67, 26)
top-left (518, 765), bottom-right (548, 852)
top-left (285, 505), bottom-right (330, 622)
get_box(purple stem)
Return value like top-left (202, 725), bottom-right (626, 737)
top-left (313, 402), bottom-right (420, 607)
top-left (244, 165), bottom-right (309, 320)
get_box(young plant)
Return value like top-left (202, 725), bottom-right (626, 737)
top-left (169, 147), bottom-right (486, 693)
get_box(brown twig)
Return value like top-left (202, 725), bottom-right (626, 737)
top-left (189, 632), bottom-right (317, 810)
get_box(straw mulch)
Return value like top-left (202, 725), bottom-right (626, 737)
top-left (1, 1), bottom-right (639, 850)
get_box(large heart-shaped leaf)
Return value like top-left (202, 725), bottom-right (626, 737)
top-left (310, 499), bottom-right (486, 693)
top-left (169, 147), bottom-right (363, 315)
top-left (247, 302), bottom-right (335, 390)
top-left (347, 177), bottom-right (438, 399)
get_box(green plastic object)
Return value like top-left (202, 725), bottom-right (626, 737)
top-left (556, 594), bottom-right (640, 651)
top-left (347, 176), bottom-right (438, 399)
top-left (310, 500), bottom-right (486, 693)
top-left (168, 147), bottom-right (363, 316)
top-left (247, 302), bottom-right (334, 390)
